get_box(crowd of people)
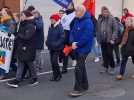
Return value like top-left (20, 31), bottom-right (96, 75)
top-left (0, 3), bottom-right (134, 97)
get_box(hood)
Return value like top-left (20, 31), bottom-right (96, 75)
top-left (79, 11), bottom-right (91, 21)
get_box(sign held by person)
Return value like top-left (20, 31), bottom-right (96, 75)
top-left (0, 30), bottom-right (15, 73)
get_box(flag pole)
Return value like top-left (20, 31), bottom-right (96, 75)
top-left (17, 0), bottom-right (28, 32)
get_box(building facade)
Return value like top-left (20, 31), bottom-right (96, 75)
top-left (0, 0), bottom-right (20, 12)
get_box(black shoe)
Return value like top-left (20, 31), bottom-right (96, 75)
top-left (7, 79), bottom-right (20, 88)
top-left (29, 78), bottom-right (39, 86)
top-left (62, 69), bottom-right (68, 74)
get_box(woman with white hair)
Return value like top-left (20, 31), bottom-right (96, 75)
top-left (116, 17), bottom-right (134, 80)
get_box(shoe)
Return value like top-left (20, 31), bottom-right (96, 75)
top-left (59, 62), bottom-right (63, 67)
top-left (94, 57), bottom-right (100, 63)
top-left (108, 68), bottom-right (115, 75)
top-left (62, 69), bottom-right (68, 74)
top-left (29, 78), bottom-right (39, 86)
top-left (130, 75), bottom-right (134, 79)
top-left (100, 68), bottom-right (108, 74)
top-left (50, 75), bottom-right (62, 82)
top-left (116, 75), bottom-right (124, 80)
top-left (69, 90), bottom-right (87, 97)
top-left (72, 60), bottom-right (77, 67)
top-left (7, 79), bottom-right (20, 88)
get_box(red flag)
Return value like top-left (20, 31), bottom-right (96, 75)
top-left (83, 0), bottom-right (95, 16)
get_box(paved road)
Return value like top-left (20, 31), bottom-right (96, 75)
top-left (1, 1), bottom-right (134, 100)
top-left (0, 51), bottom-right (134, 100)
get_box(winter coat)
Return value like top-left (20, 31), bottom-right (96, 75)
top-left (46, 22), bottom-right (64, 51)
top-left (16, 20), bottom-right (36, 62)
top-left (34, 16), bottom-right (44, 50)
top-left (96, 15), bottom-right (118, 44)
top-left (69, 11), bottom-right (94, 55)
top-left (121, 13), bottom-right (133, 25)
top-left (122, 28), bottom-right (134, 56)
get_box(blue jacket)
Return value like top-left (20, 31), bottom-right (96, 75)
top-left (34, 16), bottom-right (44, 50)
top-left (69, 11), bottom-right (94, 55)
top-left (46, 23), bottom-right (64, 51)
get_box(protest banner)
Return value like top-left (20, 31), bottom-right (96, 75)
top-left (0, 30), bottom-right (15, 73)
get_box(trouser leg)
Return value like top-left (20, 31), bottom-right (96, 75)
top-left (74, 54), bottom-right (88, 91)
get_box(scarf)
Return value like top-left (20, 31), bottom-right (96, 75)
top-left (121, 26), bottom-right (133, 45)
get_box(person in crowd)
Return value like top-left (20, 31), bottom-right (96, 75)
top-left (0, 7), bottom-right (16, 80)
top-left (96, 6), bottom-right (118, 75)
top-left (91, 15), bottom-right (101, 63)
top-left (116, 17), bottom-right (134, 80)
top-left (21, 6), bottom-right (45, 79)
top-left (7, 10), bottom-right (38, 88)
top-left (46, 13), bottom-right (64, 81)
top-left (0, 7), bottom-right (16, 33)
top-left (69, 5), bottom-right (94, 97)
top-left (28, 6), bottom-right (45, 71)
top-left (113, 17), bottom-right (124, 66)
top-left (121, 8), bottom-right (133, 26)
top-left (58, 3), bottom-right (77, 71)
top-left (58, 7), bottom-right (76, 74)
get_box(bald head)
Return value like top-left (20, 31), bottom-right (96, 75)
top-left (75, 5), bottom-right (86, 18)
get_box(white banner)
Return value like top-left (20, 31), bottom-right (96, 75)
top-left (0, 31), bottom-right (15, 73)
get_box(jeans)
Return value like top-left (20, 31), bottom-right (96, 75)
top-left (16, 60), bottom-right (37, 81)
top-left (34, 50), bottom-right (44, 71)
top-left (92, 38), bottom-right (101, 57)
top-left (113, 44), bottom-right (120, 64)
top-left (74, 53), bottom-right (89, 91)
top-left (101, 42), bottom-right (115, 69)
top-left (120, 46), bottom-right (134, 75)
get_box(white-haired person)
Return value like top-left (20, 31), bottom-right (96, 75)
top-left (116, 17), bottom-right (134, 80)
top-left (69, 5), bottom-right (94, 97)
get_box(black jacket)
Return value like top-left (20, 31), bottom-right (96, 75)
top-left (46, 23), bottom-right (64, 51)
top-left (122, 28), bottom-right (134, 56)
top-left (16, 20), bottom-right (36, 61)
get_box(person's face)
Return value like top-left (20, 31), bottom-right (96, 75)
top-left (75, 9), bottom-right (83, 18)
top-left (1, 8), bottom-right (8, 16)
top-left (51, 19), bottom-right (56, 25)
top-left (32, 12), bottom-right (39, 18)
top-left (59, 11), bottom-right (64, 17)
top-left (20, 13), bottom-right (26, 21)
top-left (123, 10), bottom-right (128, 15)
top-left (102, 10), bottom-right (109, 17)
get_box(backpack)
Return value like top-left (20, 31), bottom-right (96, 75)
top-left (115, 21), bottom-right (124, 44)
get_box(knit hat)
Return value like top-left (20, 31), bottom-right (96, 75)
top-left (50, 13), bottom-right (61, 22)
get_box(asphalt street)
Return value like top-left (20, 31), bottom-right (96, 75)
top-left (0, 51), bottom-right (134, 100)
